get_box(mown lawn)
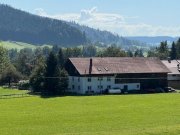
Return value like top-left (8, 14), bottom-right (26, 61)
top-left (0, 88), bottom-right (179, 135)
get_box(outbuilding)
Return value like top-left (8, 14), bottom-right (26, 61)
top-left (162, 60), bottom-right (180, 89)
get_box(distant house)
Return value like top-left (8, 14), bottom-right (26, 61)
top-left (65, 57), bottom-right (170, 94)
top-left (162, 60), bottom-right (180, 89)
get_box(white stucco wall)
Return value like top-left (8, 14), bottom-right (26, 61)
top-left (168, 74), bottom-right (180, 81)
top-left (68, 76), bottom-right (140, 94)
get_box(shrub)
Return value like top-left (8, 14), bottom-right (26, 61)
top-left (18, 80), bottom-right (30, 90)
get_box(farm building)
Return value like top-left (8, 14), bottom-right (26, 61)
top-left (162, 60), bottom-right (180, 89)
top-left (65, 57), bottom-right (170, 94)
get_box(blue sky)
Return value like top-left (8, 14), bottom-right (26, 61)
top-left (1, 0), bottom-right (180, 36)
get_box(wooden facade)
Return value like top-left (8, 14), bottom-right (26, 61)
top-left (115, 73), bottom-right (168, 90)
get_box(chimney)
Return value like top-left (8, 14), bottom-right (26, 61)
top-left (89, 58), bottom-right (92, 74)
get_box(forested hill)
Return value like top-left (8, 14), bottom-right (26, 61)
top-left (68, 22), bottom-right (145, 46)
top-left (0, 4), bottom-right (87, 46)
top-left (0, 4), bottom-right (145, 47)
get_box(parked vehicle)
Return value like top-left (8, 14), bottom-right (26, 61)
top-left (108, 88), bottom-right (121, 94)
top-left (164, 87), bottom-right (176, 93)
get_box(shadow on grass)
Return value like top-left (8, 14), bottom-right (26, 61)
top-left (1, 90), bottom-right (178, 100)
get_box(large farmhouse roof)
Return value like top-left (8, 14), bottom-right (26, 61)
top-left (161, 60), bottom-right (180, 74)
top-left (69, 57), bottom-right (170, 75)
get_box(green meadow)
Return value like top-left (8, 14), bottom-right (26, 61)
top-left (0, 41), bottom-right (52, 50)
top-left (0, 88), bottom-right (179, 135)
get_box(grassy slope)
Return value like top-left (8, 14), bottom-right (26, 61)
top-left (0, 41), bottom-right (52, 50)
top-left (0, 88), bottom-right (179, 135)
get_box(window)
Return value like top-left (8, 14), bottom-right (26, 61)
top-left (72, 77), bottom-right (74, 82)
top-left (78, 77), bottom-right (80, 82)
top-left (107, 77), bottom-right (111, 81)
top-left (98, 85), bottom-right (103, 89)
top-left (172, 75), bottom-right (177, 77)
top-left (107, 85), bottom-right (111, 89)
top-left (78, 86), bottom-right (80, 90)
top-left (137, 85), bottom-right (139, 88)
top-left (87, 77), bottom-right (91, 82)
top-left (88, 86), bottom-right (92, 90)
top-left (98, 77), bottom-right (103, 81)
top-left (72, 85), bottom-right (75, 90)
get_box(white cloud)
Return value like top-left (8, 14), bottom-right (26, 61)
top-left (34, 8), bottom-right (48, 16)
top-left (34, 7), bottom-right (180, 36)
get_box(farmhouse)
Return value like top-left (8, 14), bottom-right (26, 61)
top-left (65, 57), bottom-right (170, 94)
top-left (162, 60), bottom-right (180, 89)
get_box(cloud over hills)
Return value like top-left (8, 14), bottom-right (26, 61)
top-left (34, 7), bottom-right (180, 36)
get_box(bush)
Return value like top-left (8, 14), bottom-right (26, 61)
top-left (18, 80), bottom-right (30, 90)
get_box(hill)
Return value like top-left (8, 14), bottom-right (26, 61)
top-left (68, 22), bottom-right (146, 47)
top-left (0, 4), bottom-right (87, 46)
top-left (0, 4), bottom-right (146, 48)
top-left (127, 36), bottom-right (179, 45)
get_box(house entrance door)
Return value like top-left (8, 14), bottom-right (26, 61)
top-left (123, 85), bottom-right (128, 93)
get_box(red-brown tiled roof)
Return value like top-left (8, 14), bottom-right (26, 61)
top-left (69, 57), bottom-right (170, 75)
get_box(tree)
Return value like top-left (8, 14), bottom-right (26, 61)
top-left (15, 48), bottom-right (33, 76)
top-left (30, 52), bottom-right (68, 95)
top-left (82, 45), bottom-right (97, 57)
top-left (0, 65), bottom-right (22, 87)
top-left (44, 52), bottom-right (60, 95)
top-left (0, 46), bottom-right (10, 74)
top-left (147, 48), bottom-right (158, 57)
top-left (58, 48), bottom-right (65, 69)
top-left (156, 41), bottom-right (169, 59)
top-left (127, 50), bottom-right (133, 57)
top-left (57, 69), bottom-right (68, 94)
top-left (134, 49), bottom-right (144, 57)
top-left (30, 56), bottom-right (46, 92)
top-left (176, 38), bottom-right (180, 58)
top-left (170, 42), bottom-right (176, 60)
top-left (101, 45), bottom-right (127, 57)
top-left (52, 45), bottom-right (59, 55)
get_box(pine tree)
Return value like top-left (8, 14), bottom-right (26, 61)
top-left (44, 52), bottom-right (59, 95)
top-left (58, 48), bottom-right (65, 69)
top-left (170, 42), bottom-right (176, 60)
top-left (176, 38), bottom-right (180, 58)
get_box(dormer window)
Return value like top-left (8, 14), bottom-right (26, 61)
top-left (104, 67), bottom-right (109, 71)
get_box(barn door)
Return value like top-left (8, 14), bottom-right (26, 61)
top-left (124, 85), bottom-right (128, 90)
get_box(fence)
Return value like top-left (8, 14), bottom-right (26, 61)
top-left (0, 93), bottom-right (37, 99)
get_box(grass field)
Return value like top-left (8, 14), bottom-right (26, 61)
top-left (0, 41), bottom-right (52, 50)
top-left (0, 88), bottom-right (179, 135)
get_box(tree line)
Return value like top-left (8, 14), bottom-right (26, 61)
top-left (147, 38), bottom-right (180, 60)
top-left (0, 44), bottom-right (145, 95)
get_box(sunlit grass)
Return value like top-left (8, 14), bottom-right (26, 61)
top-left (0, 87), bottom-right (179, 135)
